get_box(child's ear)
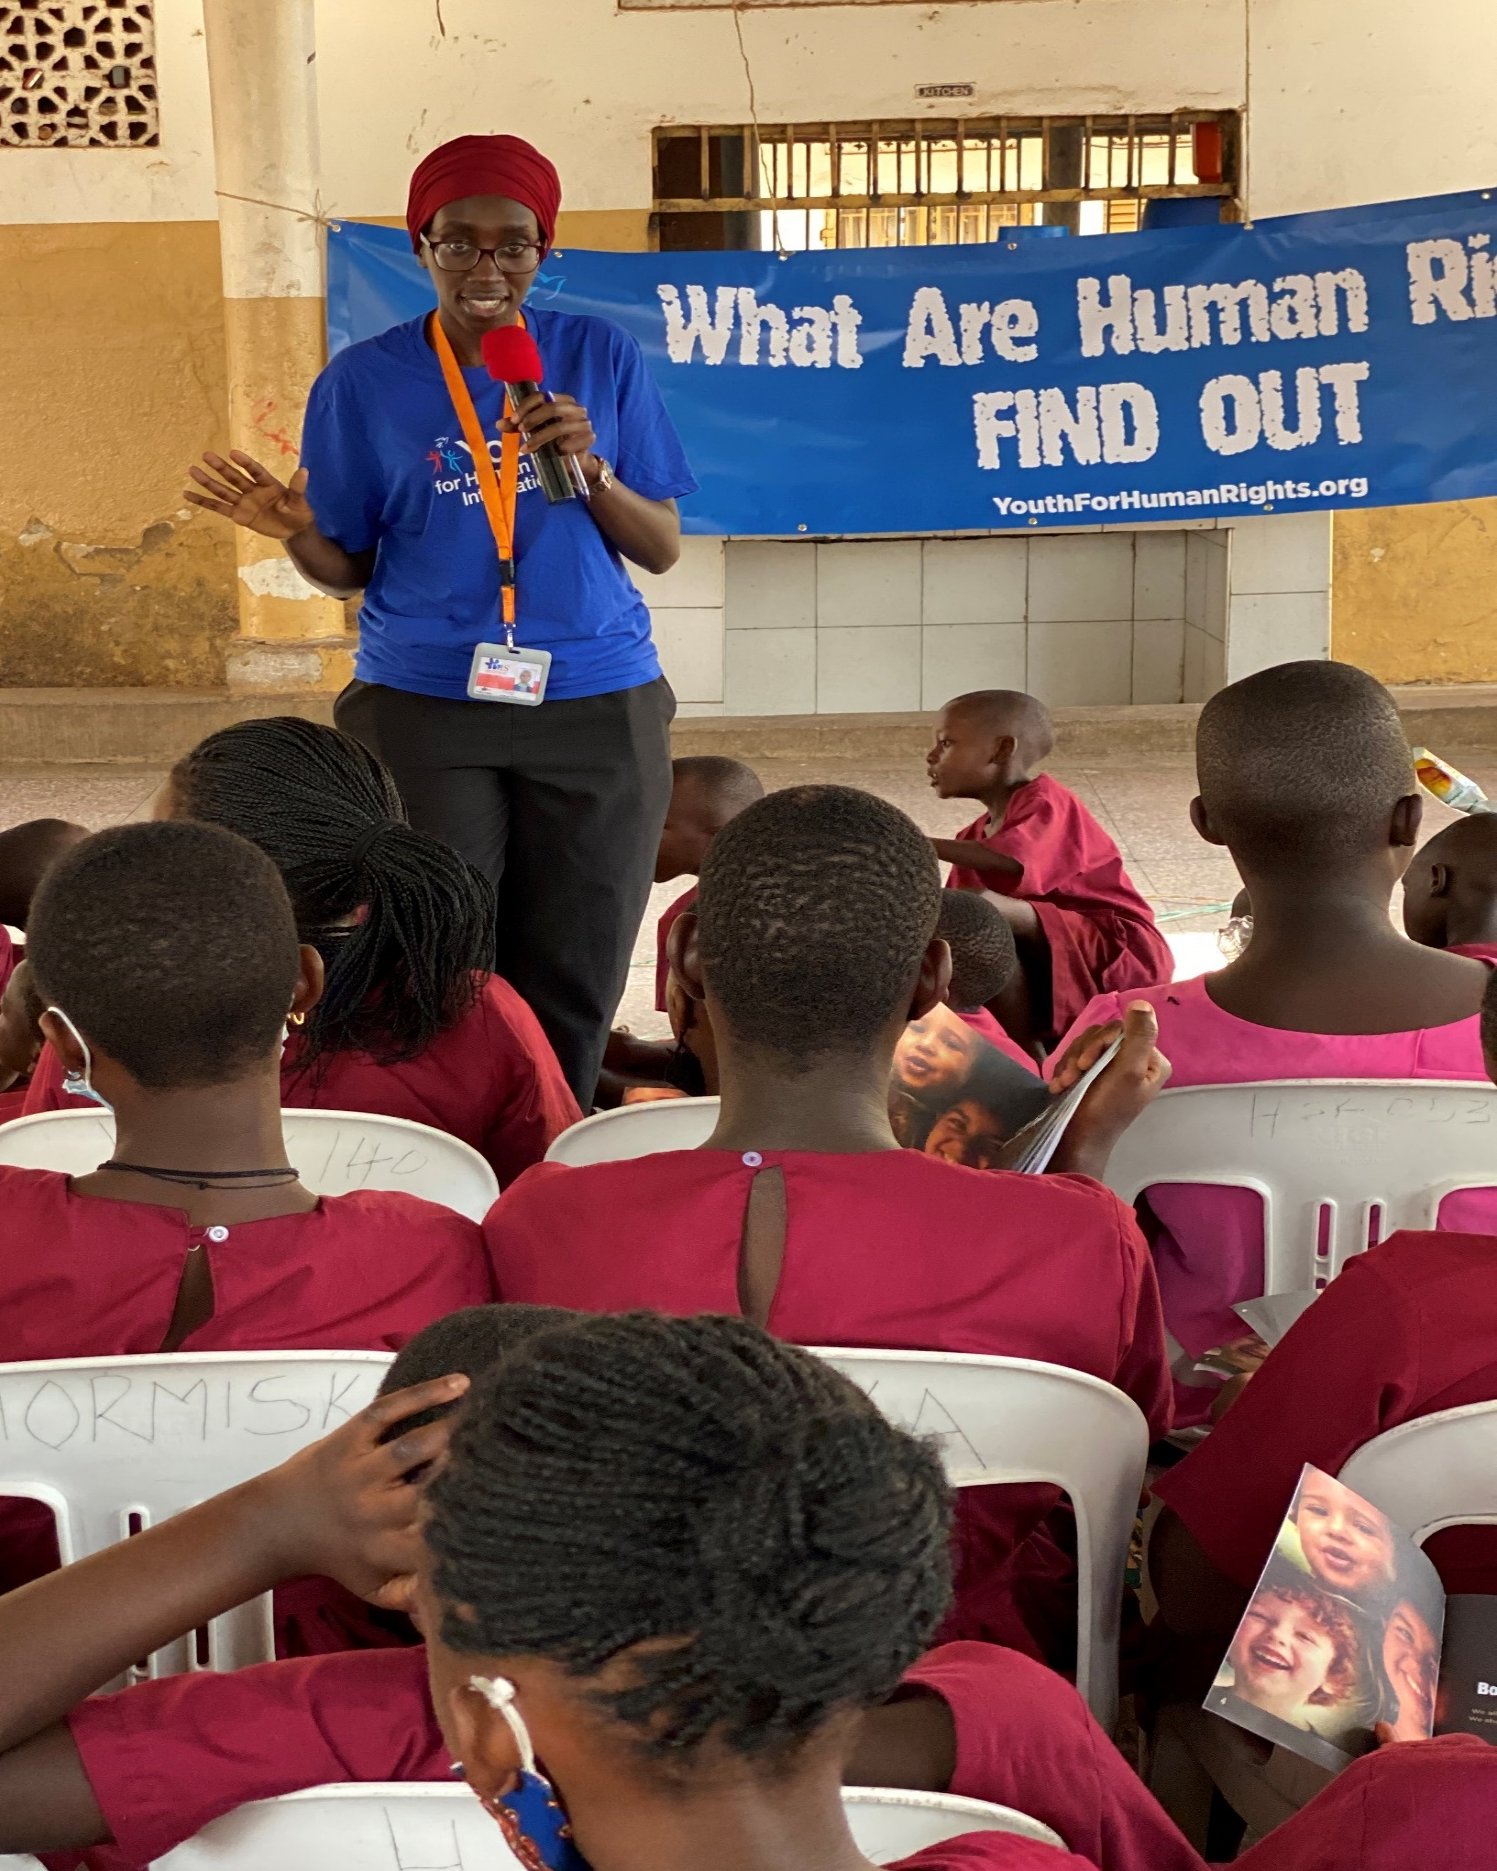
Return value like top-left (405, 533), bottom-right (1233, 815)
top-left (1431, 862), bottom-right (1453, 900)
top-left (666, 910), bottom-right (705, 1002)
top-left (292, 944), bottom-right (325, 1020)
top-left (909, 937), bottom-right (953, 1021)
top-left (37, 1008), bottom-right (86, 1075)
top-left (1390, 794), bottom-right (1424, 850)
top-left (993, 733), bottom-right (1018, 768)
top-left (1188, 796), bottom-right (1224, 847)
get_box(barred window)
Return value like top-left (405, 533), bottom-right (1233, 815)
top-left (1, 0), bottom-right (158, 148)
top-left (654, 114), bottom-right (1238, 250)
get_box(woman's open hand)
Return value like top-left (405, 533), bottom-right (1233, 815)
top-left (185, 450), bottom-right (315, 540)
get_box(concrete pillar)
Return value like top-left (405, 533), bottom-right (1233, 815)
top-left (202, 0), bottom-right (351, 694)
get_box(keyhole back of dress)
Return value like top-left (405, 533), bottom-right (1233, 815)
top-left (737, 1166), bottom-right (787, 1328)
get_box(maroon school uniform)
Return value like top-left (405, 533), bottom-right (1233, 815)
top-left (944, 776), bottom-right (1170, 1039)
top-left (54, 1641), bottom-right (1192, 1871)
top-left (0, 1168), bottom-right (492, 1617)
top-left (483, 1150), bottom-right (1170, 1662)
top-left (21, 973), bottom-right (579, 1187)
top-left (1231, 1734), bottom-right (1497, 1871)
top-left (654, 882), bottom-right (698, 1011)
top-left (1154, 1229), bottom-right (1497, 1599)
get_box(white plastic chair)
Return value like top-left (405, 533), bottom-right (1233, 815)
top-left (545, 1096), bottom-right (721, 1165)
top-left (1339, 1401), bottom-right (1497, 1544)
top-left (0, 1350), bottom-right (392, 1679)
top-left (0, 1107), bottom-right (498, 1221)
top-left (815, 1348), bottom-right (1148, 1736)
top-left (1103, 1078), bottom-right (1497, 1295)
top-left (153, 1783), bottom-right (1064, 1869)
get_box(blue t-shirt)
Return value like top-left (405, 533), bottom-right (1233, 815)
top-left (300, 309), bottom-right (698, 702)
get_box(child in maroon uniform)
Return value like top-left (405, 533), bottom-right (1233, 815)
top-left (1401, 810), bottom-right (1497, 962)
top-left (0, 820), bottom-right (491, 1623)
top-left (0, 1305), bottom-right (1198, 1871)
top-left (0, 1311), bottom-right (1114, 1871)
top-left (928, 690), bottom-right (1170, 1048)
top-left (23, 719), bottom-right (579, 1183)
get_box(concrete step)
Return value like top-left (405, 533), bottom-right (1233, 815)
top-left (1, 684), bottom-right (1495, 767)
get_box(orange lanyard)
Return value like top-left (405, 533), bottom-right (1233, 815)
top-left (432, 314), bottom-right (522, 640)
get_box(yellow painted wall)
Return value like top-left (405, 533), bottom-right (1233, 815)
top-left (0, 220), bottom-right (235, 687)
top-left (1334, 501), bottom-right (1497, 685)
top-left (0, 208), bottom-right (647, 689)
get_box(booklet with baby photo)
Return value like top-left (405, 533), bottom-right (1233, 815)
top-left (1204, 1462), bottom-right (1497, 1771)
top-left (888, 1002), bottom-right (1053, 1171)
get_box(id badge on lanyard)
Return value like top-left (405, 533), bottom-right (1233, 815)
top-left (432, 315), bottom-right (551, 706)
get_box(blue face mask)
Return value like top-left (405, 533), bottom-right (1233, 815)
top-left (46, 1006), bottom-right (113, 1113)
top-left (495, 1770), bottom-right (589, 1871)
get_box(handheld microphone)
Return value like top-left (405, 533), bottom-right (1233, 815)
top-left (480, 326), bottom-right (578, 505)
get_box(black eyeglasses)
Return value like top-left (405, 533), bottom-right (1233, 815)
top-left (423, 236), bottom-right (543, 275)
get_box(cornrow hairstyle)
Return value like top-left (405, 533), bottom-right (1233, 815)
top-left (1196, 661), bottom-right (1414, 873)
top-left (26, 821), bottom-right (299, 1091)
top-left (936, 888), bottom-right (1019, 1011)
top-left (168, 718), bottom-right (495, 1068)
top-left (376, 1303), bottom-right (578, 1438)
top-left (425, 1312), bottom-right (952, 1763)
top-left (696, 785), bottom-right (942, 1066)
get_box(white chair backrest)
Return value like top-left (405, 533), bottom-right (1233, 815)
top-left (544, 1097), bottom-right (721, 1165)
top-left (842, 1788), bottom-right (1066, 1858)
top-left (815, 1347), bottom-right (1147, 1736)
top-left (153, 1783), bottom-right (1064, 1870)
top-left (1103, 1079), bottom-right (1497, 1295)
top-left (0, 1350), bottom-right (392, 1678)
top-left (1339, 1402), bottom-right (1497, 1546)
top-left (0, 1108), bottom-right (498, 1221)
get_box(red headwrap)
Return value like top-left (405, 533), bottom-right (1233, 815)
top-left (405, 134), bottom-right (563, 256)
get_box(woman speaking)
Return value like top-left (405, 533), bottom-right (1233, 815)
top-left (186, 134), bottom-right (696, 1106)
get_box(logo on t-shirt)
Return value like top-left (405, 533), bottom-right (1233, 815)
top-left (427, 433), bottom-right (541, 507)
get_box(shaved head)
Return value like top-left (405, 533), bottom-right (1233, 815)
top-left (656, 756), bottom-right (766, 883)
top-left (1403, 811), bottom-right (1497, 948)
top-left (1195, 662), bottom-right (1415, 873)
top-left (672, 756), bottom-right (765, 822)
top-left (1413, 813), bottom-right (1497, 872)
top-left (945, 691), bottom-right (1054, 765)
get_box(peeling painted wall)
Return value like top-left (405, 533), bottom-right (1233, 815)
top-left (0, 220), bottom-right (236, 686)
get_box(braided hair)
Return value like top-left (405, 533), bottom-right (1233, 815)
top-left (168, 718), bottom-right (495, 1067)
top-left (425, 1312), bottom-right (952, 1764)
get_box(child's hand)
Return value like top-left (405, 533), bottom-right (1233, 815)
top-left (0, 960), bottom-right (43, 1088)
top-left (1044, 1002), bottom-right (1172, 1178)
top-left (248, 1374), bottom-right (469, 1608)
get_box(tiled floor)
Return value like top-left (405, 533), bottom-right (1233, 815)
top-left (7, 750), bottom-right (1485, 1041)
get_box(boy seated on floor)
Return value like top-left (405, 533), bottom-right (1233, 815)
top-left (927, 690), bottom-right (1170, 1053)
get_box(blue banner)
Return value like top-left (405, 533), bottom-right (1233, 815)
top-left (328, 191), bottom-right (1497, 536)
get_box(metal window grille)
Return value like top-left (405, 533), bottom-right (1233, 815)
top-left (1, 0), bottom-right (158, 148)
top-left (653, 113), bottom-right (1238, 250)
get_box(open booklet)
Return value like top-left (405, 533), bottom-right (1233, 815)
top-left (889, 1001), bottom-right (1119, 1175)
top-left (1206, 1461), bottom-right (1497, 1770)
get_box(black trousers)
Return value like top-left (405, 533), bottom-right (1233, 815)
top-left (336, 675), bottom-right (675, 1109)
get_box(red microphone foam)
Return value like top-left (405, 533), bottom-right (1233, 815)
top-left (481, 325), bottom-right (545, 384)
